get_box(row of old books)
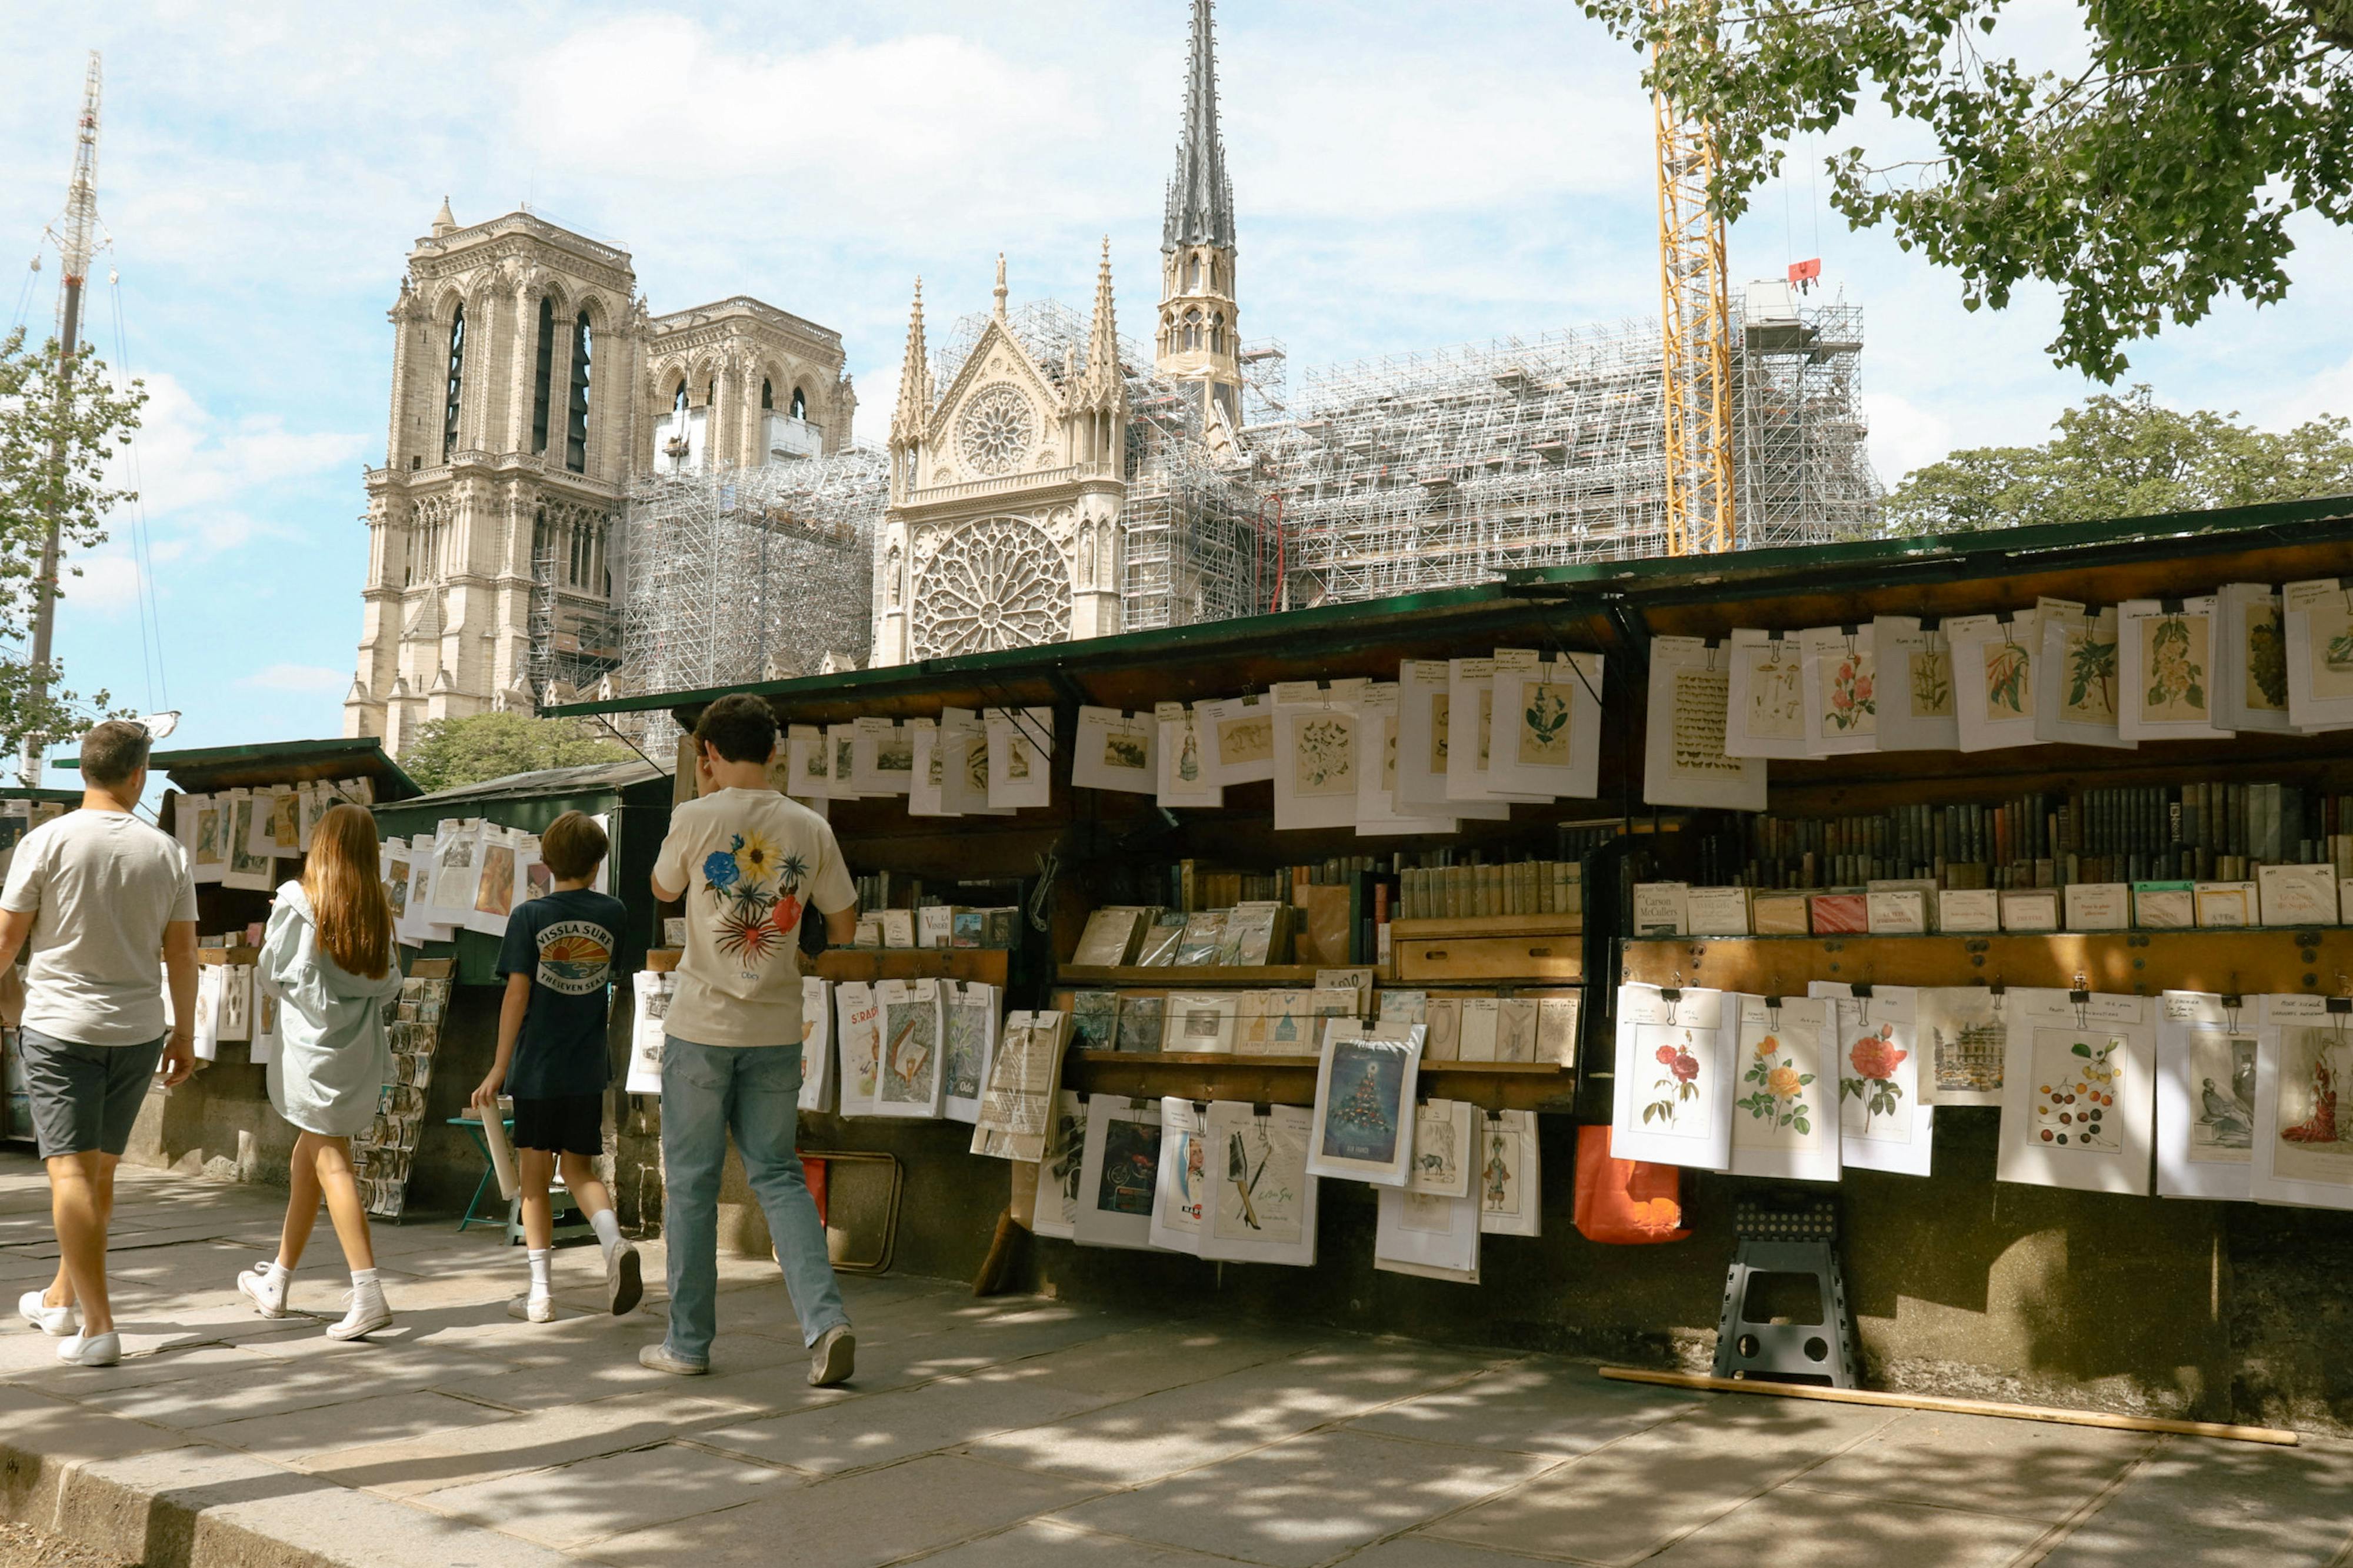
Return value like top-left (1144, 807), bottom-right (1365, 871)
top-left (1069, 982), bottom-right (1578, 1063)
top-left (1069, 903), bottom-right (1300, 969)
top-left (1397, 860), bottom-right (1581, 920)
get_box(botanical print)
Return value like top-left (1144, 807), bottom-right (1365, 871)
top-left (1840, 1020), bottom-right (1909, 1136)
top-left (1217, 1110), bottom-right (1305, 1245)
top-left (1293, 713), bottom-right (1356, 795)
top-left (1218, 715), bottom-right (1273, 764)
top-left (880, 1000), bottom-right (936, 1103)
top-left (1319, 1039), bottom-right (1407, 1164)
top-left (1819, 649), bottom-right (1875, 736)
top-left (2061, 626), bottom-right (2119, 722)
top-left (1102, 729), bottom-right (1149, 771)
top-left (2245, 605), bottom-right (2289, 710)
top-left (1669, 668), bottom-right (1745, 776)
top-left (1518, 680), bottom-right (1572, 765)
top-left (2143, 613), bottom-right (2209, 722)
top-left (1428, 694), bottom-right (1451, 770)
top-left (1641, 1025), bottom-right (1705, 1132)
top-left (944, 1003), bottom-right (986, 1100)
top-left (2274, 1027), bottom-right (2353, 1183)
top-left (2029, 1030), bottom-right (2123, 1150)
top-left (698, 826), bottom-right (812, 973)
top-left (2188, 1032), bottom-right (2256, 1163)
top-left (1983, 639), bottom-right (2032, 715)
top-left (1737, 1025), bottom-right (1817, 1137)
top-left (475, 845), bottom-right (516, 919)
top-left (1907, 649), bottom-right (1953, 718)
top-left (1096, 1117), bottom-right (1162, 1216)
top-left (1747, 652), bottom-right (1804, 738)
top-left (2310, 605), bottom-right (2353, 701)
top-left (1380, 715), bottom-right (1399, 789)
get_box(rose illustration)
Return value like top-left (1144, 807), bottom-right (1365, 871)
top-left (1668, 1049), bottom-right (1700, 1084)
top-left (1767, 1065), bottom-right (1804, 1099)
top-left (1754, 1033), bottom-right (1780, 1059)
top-left (1849, 1025), bottom-right (1907, 1081)
top-left (1655, 1045), bottom-right (1680, 1066)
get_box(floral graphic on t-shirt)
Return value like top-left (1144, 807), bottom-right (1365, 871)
top-left (702, 830), bottom-right (810, 969)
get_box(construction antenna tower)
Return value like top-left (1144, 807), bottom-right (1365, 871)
top-left (22, 52), bottom-right (104, 785)
top-left (1651, 23), bottom-right (1735, 557)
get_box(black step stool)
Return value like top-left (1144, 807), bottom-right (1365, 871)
top-left (1712, 1197), bottom-right (1858, 1386)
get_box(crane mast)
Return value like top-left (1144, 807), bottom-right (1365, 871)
top-left (1653, 31), bottom-right (1735, 556)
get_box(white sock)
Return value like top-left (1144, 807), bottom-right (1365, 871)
top-left (351, 1267), bottom-right (379, 1290)
top-left (527, 1249), bottom-right (552, 1299)
top-left (589, 1209), bottom-right (622, 1253)
top-left (265, 1260), bottom-right (292, 1280)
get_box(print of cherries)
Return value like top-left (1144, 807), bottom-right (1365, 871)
top-left (2035, 1077), bottom-right (2112, 1145)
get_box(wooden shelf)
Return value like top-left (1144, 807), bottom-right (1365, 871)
top-left (1622, 929), bottom-right (2353, 997)
top-left (1058, 964), bottom-right (1328, 987)
top-left (1390, 915), bottom-right (1581, 939)
top-left (1065, 1050), bottom-right (1578, 1113)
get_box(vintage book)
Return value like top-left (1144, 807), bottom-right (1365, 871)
top-left (1751, 890), bottom-right (1812, 935)
top-left (1069, 991), bottom-right (1121, 1050)
top-left (2132, 882), bottom-right (2196, 929)
top-left (2257, 863), bottom-right (2338, 926)
top-left (1163, 992), bottom-right (1239, 1054)
top-left (1377, 989), bottom-right (1428, 1026)
top-left (1071, 906), bottom-right (1148, 968)
top-left (1865, 888), bottom-right (1928, 935)
top-left (1999, 889), bottom-right (2059, 932)
top-left (1457, 997), bottom-right (1501, 1062)
top-left (916, 905), bottom-right (954, 949)
top-left (1173, 910), bottom-right (1228, 967)
top-left (1495, 998), bottom-right (1539, 1063)
top-left (1220, 901), bottom-right (1289, 965)
top-left (2062, 882), bottom-right (2130, 931)
top-left (1535, 995), bottom-right (1580, 1067)
top-left (1631, 882), bottom-right (1689, 937)
top-left (1808, 892), bottom-right (1868, 935)
top-left (1116, 995), bottom-right (1166, 1053)
top-left (1422, 996), bottom-right (1463, 1060)
top-left (1135, 918), bottom-right (1186, 967)
top-left (879, 909), bottom-right (918, 949)
top-left (2195, 880), bottom-right (2258, 927)
top-left (1684, 885), bottom-right (1751, 936)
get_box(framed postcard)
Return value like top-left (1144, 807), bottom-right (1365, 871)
top-left (1148, 1096), bottom-right (1209, 1256)
top-left (1611, 983), bottom-right (1735, 1171)
top-left (2282, 576), bottom-right (2353, 730)
top-left (1201, 692), bottom-right (1275, 787)
top-left (1489, 652), bottom-right (1605, 799)
top-left (1813, 982), bottom-right (1934, 1177)
top-left (1996, 989), bottom-right (2155, 1196)
top-left (1798, 624), bottom-right (1878, 757)
top-left (1072, 706), bottom-right (1158, 795)
top-left (1307, 1026), bottom-right (1425, 1186)
top-left (1643, 636), bottom-right (1767, 810)
top-left (1199, 1101), bottom-right (1319, 1266)
top-left (1075, 1096), bottom-right (1164, 1251)
top-left (1155, 702), bottom-right (1223, 808)
top-left (1871, 616), bottom-right (1961, 751)
top-left (2251, 995), bottom-right (2353, 1210)
top-left (833, 980), bottom-right (884, 1117)
top-left (2155, 991), bottom-right (2259, 1200)
top-left (2117, 596), bottom-right (2229, 741)
top-left (1477, 1109), bottom-right (1542, 1238)
top-left (2034, 608), bottom-right (2135, 750)
top-left (1727, 995), bottom-right (1839, 1182)
top-left (984, 706), bottom-right (1054, 810)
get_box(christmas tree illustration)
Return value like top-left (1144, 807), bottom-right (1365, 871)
top-left (1331, 1063), bottom-right (1392, 1134)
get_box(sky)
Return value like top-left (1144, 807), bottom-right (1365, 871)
top-left (2, 0), bottom-right (2348, 768)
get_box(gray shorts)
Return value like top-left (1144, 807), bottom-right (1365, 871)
top-left (18, 1028), bottom-right (164, 1160)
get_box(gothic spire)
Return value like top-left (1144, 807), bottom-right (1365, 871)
top-left (1083, 237), bottom-right (1124, 411)
top-left (1162, 0), bottom-right (1235, 252)
top-left (891, 277), bottom-right (927, 448)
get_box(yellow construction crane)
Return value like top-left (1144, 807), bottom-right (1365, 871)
top-left (1652, 32), bottom-right (1736, 556)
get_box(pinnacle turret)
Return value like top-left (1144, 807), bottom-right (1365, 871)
top-left (891, 278), bottom-right (927, 448)
top-left (1162, 0), bottom-right (1235, 252)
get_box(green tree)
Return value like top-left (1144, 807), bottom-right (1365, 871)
top-left (1885, 386), bottom-right (2353, 533)
top-left (0, 328), bottom-right (144, 754)
top-left (401, 713), bottom-right (632, 792)
top-left (1578, 0), bottom-right (2353, 379)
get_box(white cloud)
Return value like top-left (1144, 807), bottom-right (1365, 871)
top-left (114, 373), bottom-right (366, 519)
top-left (242, 663), bottom-right (349, 693)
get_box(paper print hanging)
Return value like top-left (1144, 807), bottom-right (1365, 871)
top-left (1407, 1099), bottom-right (1475, 1199)
top-left (1477, 1110), bottom-right (1541, 1237)
top-left (1722, 629), bottom-right (1811, 760)
top-left (1995, 988), bottom-right (2155, 1195)
top-left (2212, 584), bottom-right (2304, 735)
top-left (1201, 692), bottom-right (1275, 786)
top-left (1489, 653), bottom-right (1605, 798)
top-left (2118, 596), bottom-right (2229, 741)
top-left (1032, 1092), bottom-right (1088, 1240)
top-left (984, 706), bottom-right (1054, 810)
top-left (1072, 706), bottom-right (1158, 795)
top-left (1374, 1186), bottom-right (1481, 1284)
top-left (215, 962), bottom-right (252, 1044)
top-left (1149, 1097), bottom-right (1208, 1255)
top-left (2033, 608), bottom-right (2135, 750)
top-left (798, 978), bottom-right (836, 1114)
top-left (1799, 625), bottom-right (1878, 756)
top-left (1642, 637), bottom-right (1767, 810)
top-left (1947, 602), bottom-right (2079, 752)
top-left (2282, 576), bottom-right (2353, 730)
top-left (1155, 702), bottom-right (1223, 808)
top-left (1394, 660), bottom-right (1505, 820)
top-left (871, 979), bottom-right (945, 1118)
top-left (971, 1011), bottom-right (1072, 1162)
top-left (850, 717), bottom-right (915, 796)
top-left (834, 980), bottom-right (884, 1117)
top-left (1812, 983), bottom-right (1933, 1176)
top-left (1355, 683), bottom-right (1458, 835)
top-left (625, 969), bottom-right (672, 1095)
top-left (1727, 996), bottom-right (1839, 1182)
top-left (251, 986), bottom-right (281, 1067)
top-left (2154, 991), bottom-right (2258, 1200)
top-left (1917, 986), bottom-right (2005, 1107)
top-left (1074, 1096), bottom-right (1164, 1250)
top-left (1871, 616), bottom-right (1961, 752)
top-left (1609, 983), bottom-right (1734, 1171)
top-left (1272, 683), bottom-right (1362, 831)
top-left (1199, 1101), bottom-right (1319, 1266)
top-left (941, 980), bottom-right (998, 1124)
top-left (2251, 995), bottom-right (2353, 1210)
top-left (1447, 655), bottom-right (1551, 803)
top-left (1307, 1025), bottom-right (1425, 1186)
top-left (222, 796), bottom-right (276, 893)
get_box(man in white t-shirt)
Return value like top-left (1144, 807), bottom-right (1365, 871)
top-left (645, 694), bottom-right (859, 1386)
top-left (0, 720), bottom-right (198, 1367)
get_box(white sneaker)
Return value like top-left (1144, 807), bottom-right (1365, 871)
top-left (325, 1281), bottom-right (392, 1341)
top-left (236, 1263), bottom-right (289, 1319)
top-left (56, 1330), bottom-right (120, 1367)
top-left (507, 1294), bottom-right (556, 1324)
top-left (18, 1289), bottom-right (79, 1337)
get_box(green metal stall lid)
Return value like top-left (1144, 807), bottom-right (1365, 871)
top-left (385, 759), bottom-right (669, 813)
top-left (152, 737), bottom-right (421, 801)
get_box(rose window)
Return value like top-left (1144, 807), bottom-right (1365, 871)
top-left (956, 385), bottom-right (1036, 476)
top-left (911, 519), bottom-right (1071, 658)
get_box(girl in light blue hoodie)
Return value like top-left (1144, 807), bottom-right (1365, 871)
top-left (236, 805), bottom-right (404, 1340)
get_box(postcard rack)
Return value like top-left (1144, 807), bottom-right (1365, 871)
top-left (356, 958), bottom-right (455, 1221)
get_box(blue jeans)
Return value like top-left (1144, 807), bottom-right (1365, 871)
top-left (659, 1036), bottom-right (848, 1365)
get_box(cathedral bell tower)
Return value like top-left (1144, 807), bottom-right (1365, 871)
top-left (1156, 0), bottom-right (1242, 450)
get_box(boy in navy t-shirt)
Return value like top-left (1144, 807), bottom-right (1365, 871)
top-left (471, 812), bottom-right (639, 1322)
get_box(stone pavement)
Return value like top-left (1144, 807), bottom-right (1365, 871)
top-left (2, 1156), bottom-right (2351, 1568)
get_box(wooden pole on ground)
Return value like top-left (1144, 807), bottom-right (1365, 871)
top-left (1598, 1367), bottom-right (2298, 1447)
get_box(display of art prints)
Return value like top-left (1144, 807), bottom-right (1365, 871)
top-left (1727, 996), bottom-right (1839, 1182)
top-left (834, 980), bottom-right (884, 1118)
top-left (1072, 706), bottom-right (1158, 795)
top-left (1155, 701), bottom-right (1224, 808)
top-left (1149, 1097), bottom-right (1208, 1255)
top-left (1489, 653), bottom-right (1604, 798)
top-left (983, 706), bottom-right (1054, 810)
top-left (1074, 1097), bottom-right (1163, 1250)
top-left (2251, 995), bottom-right (2353, 1209)
top-left (2282, 578), bottom-right (2353, 730)
top-left (1407, 1098), bottom-right (1474, 1198)
top-left (2118, 596), bottom-right (2230, 741)
top-left (2033, 608), bottom-right (2135, 750)
top-left (1271, 685), bottom-right (1364, 831)
top-left (1871, 616), bottom-right (1962, 751)
top-left (1200, 1101), bottom-right (1319, 1265)
top-left (1798, 624), bottom-right (1878, 756)
top-left (1610, 984), bottom-right (1734, 1171)
top-left (1201, 693), bottom-right (1275, 786)
top-left (1996, 989), bottom-right (2155, 1195)
top-left (1307, 1026), bottom-right (1424, 1186)
top-left (2154, 992), bottom-right (2258, 1200)
top-left (1811, 983), bottom-right (1934, 1176)
top-left (872, 979), bottom-right (945, 1118)
top-left (1917, 987), bottom-right (2005, 1106)
top-left (222, 796), bottom-right (276, 893)
top-left (1722, 629), bottom-right (1810, 759)
top-left (1478, 1109), bottom-right (1542, 1237)
top-left (1642, 636), bottom-right (1768, 810)
top-left (941, 980), bottom-right (996, 1124)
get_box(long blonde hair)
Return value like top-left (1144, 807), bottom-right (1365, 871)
top-left (303, 804), bottom-right (392, 980)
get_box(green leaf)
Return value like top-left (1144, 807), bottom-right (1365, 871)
top-left (2072, 1042), bottom-right (2092, 1057)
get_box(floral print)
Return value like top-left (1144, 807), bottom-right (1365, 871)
top-left (700, 830), bottom-right (809, 973)
top-left (1841, 1023), bottom-right (1909, 1135)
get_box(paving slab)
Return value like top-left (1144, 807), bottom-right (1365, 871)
top-left (0, 1383), bottom-right (189, 1529)
top-left (689, 1364), bottom-right (1115, 1476)
top-left (577, 1452), bottom-right (1104, 1568)
top-left (414, 1440), bottom-right (798, 1549)
top-left (1641, 1489), bottom-right (2051, 1568)
top-left (1784, 1409), bottom-right (2157, 1523)
top-left (1054, 1427), bottom-right (1557, 1567)
top-left (1340, 1540), bottom-right (1621, 1568)
top-left (1344, 1362), bottom-right (1705, 1459)
top-left (2034, 1434), bottom-right (2353, 1568)
top-left (1013, 1321), bottom-right (1325, 1403)
top-left (1426, 1397), bottom-right (1904, 1567)
top-left (188, 1389), bottom-right (516, 1463)
top-left (902, 1517), bottom-right (1249, 1565)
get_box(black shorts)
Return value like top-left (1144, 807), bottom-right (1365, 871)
top-left (511, 1093), bottom-right (605, 1157)
top-left (19, 1029), bottom-right (165, 1160)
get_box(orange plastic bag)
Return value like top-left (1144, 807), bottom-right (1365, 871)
top-left (1572, 1125), bottom-right (1689, 1244)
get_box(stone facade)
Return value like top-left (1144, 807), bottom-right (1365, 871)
top-left (344, 204), bottom-right (852, 751)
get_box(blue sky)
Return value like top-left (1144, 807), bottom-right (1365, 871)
top-left (4, 1), bottom-right (2348, 766)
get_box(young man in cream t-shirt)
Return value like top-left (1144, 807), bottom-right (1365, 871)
top-left (645, 693), bottom-right (859, 1386)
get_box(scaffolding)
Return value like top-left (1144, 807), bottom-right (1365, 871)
top-left (615, 449), bottom-right (886, 746)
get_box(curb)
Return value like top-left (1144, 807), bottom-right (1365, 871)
top-left (0, 1384), bottom-right (566, 1568)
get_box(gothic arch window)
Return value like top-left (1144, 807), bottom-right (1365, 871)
top-left (672, 381), bottom-right (689, 413)
top-left (1185, 255), bottom-right (1202, 292)
top-left (565, 311), bottom-right (592, 473)
top-left (1210, 312), bottom-right (1225, 355)
top-left (442, 303), bottom-right (466, 461)
top-left (790, 385), bottom-right (807, 419)
top-left (532, 504), bottom-right (549, 571)
top-left (761, 378), bottom-right (774, 411)
top-left (531, 297), bottom-right (555, 455)
top-left (1182, 308), bottom-right (1202, 353)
